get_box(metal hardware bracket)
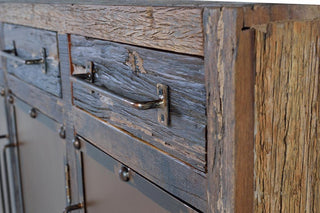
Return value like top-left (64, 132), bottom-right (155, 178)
top-left (72, 61), bottom-right (95, 83)
top-left (71, 75), bottom-right (169, 126)
top-left (0, 41), bottom-right (48, 73)
top-left (63, 202), bottom-right (84, 213)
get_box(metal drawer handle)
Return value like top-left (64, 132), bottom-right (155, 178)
top-left (63, 202), bottom-right (84, 213)
top-left (2, 143), bottom-right (17, 213)
top-left (0, 41), bottom-right (47, 73)
top-left (70, 76), bottom-right (169, 125)
top-left (0, 135), bottom-right (8, 213)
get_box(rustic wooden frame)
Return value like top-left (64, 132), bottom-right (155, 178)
top-left (0, 3), bottom-right (319, 213)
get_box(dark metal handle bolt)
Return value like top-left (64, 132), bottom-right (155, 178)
top-left (29, 108), bottom-right (37, 118)
top-left (0, 89), bottom-right (5, 97)
top-left (59, 126), bottom-right (66, 139)
top-left (119, 166), bottom-right (130, 182)
top-left (73, 137), bottom-right (81, 150)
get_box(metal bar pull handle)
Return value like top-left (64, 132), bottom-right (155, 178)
top-left (2, 143), bottom-right (17, 213)
top-left (0, 135), bottom-right (9, 213)
top-left (63, 202), bottom-right (84, 213)
top-left (70, 75), bottom-right (169, 125)
top-left (0, 41), bottom-right (47, 73)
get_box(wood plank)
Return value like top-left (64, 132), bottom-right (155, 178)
top-left (243, 5), bottom-right (320, 28)
top-left (204, 7), bottom-right (255, 213)
top-left (58, 34), bottom-right (84, 209)
top-left (3, 24), bottom-right (61, 97)
top-left (0, 3), bottom-right (204, 56)
top-left (73, 106), bottom-right (207, 212)
top-left (234, 29), bottom-right (255, 213)
top-left (204, 7), bottom-right (240, 213)
top-left (0, 0), bottom-right (250, 7)
top-left (71, 35), bottom-right (206, 172)
top-left (255, 20), bottom-right (320, 212)
top-left (81, 137), bottom-right (199, 213)
top-left (7, 74), bottom-right (64, 123)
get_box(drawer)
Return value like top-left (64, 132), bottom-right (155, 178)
top-left (74, 136), bottom-right (198, 213)
top-left (2, 24), bottom-right (61, 97)
top-left (70, 35), bottom-right (206, 172)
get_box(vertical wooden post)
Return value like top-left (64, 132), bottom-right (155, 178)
top-left (204, 7), bottom-right (255, 213)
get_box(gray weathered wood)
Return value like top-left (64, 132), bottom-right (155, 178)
top-left (205, 7), bottom-right (255, 213)
top-left (7, 75), bottom-right (63, 123)
top-left (58, 34), bottom-right (83, 209)
top-left (0, 68), bottom-right (3, 86)
top-left (204, 7), bottom-right (239, 213)
top-left (3, 24), bottom-right (61, 97)
top-left (0, 0), bottom-right (250, 7)
top-left (80, 136), bottom-right (199, 213)
top-left (0, 4), bottom-right (204, 56)
top-left (71, 35), bottom-right (206, 172)
top-left (73, 106), bottom-right (207, 212)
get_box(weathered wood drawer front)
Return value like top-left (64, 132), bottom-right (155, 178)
top-left (71, 35), bottom-right (206, 171)
top-left (3, 24), bottom-right (61, 97)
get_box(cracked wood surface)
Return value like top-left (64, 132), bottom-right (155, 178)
top-left (3, 24), bottom-right (61, 97)
top-left (205, 7), bottom-right (255, 213)
top-left (255, 21), bottom-right (320, 212)
top-left (71, 35), bottom-right (207, 172)
top-left (0, 3), bottom-right (203, 56)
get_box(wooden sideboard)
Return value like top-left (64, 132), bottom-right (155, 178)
top-left (0, 2), bottom-right (319, 213)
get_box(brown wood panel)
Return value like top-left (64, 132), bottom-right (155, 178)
top-left (255, 21), bottom-right (320, 212)
top-left (243, 5), bottom-right (320, 28)
top-left (71, 35), bottom-right (206, 172)
top-left (0, 3), bottom-right (203, 56)
top-left (234, 28), bottom-right (255, 213)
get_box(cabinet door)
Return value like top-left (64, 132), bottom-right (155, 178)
top-left (14, 98), bottom-right (66, 213)
top-left (75, 136), bottom-right (197, 213)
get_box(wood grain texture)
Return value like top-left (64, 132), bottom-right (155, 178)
top-left (0, 0), bottom-right (250, 7)
top-left (71, 35), bottom-right (206, 172)
top-left (3, 24), bottom-right (61, 97)
top-left (243, 5), bottom-right (320, 28)
top-left (7, 74), bottom-right (64, 123)
top-left (73, 106), bottom-right (207, 212)
top-left (57, 34), bottom-right (83, 209)
top-left (0, 3), bottom-right (203, 56)
top-left (204, 7), bottom-right (243, 213)
top-left (255, 21), bottom-right (320, 212)
top-left (235, 28), bottom-right (255, 213)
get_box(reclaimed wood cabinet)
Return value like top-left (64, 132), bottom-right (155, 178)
top-left (14, 99), bottom-right (66, 213)
top-left (0, 2), bottom-right (319, 213)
